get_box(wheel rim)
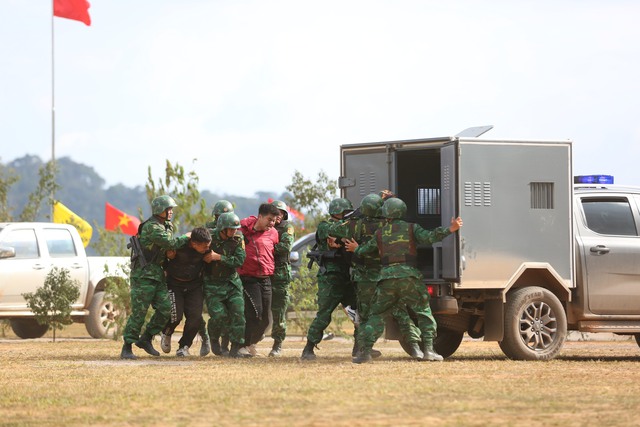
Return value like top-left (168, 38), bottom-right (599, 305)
top-left (100, 301), bottom-right (119, 331)
top-left (519, 301), bottom-right (557, 351)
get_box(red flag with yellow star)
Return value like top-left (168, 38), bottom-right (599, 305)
top-left (105, 203), bottom-right (141, 236)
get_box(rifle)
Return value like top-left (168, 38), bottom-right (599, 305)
top-left (127, 235), bottom-right (148, 269)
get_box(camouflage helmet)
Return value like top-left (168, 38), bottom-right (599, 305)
top-left (381, 197), bottom-right (407, 219)
top-left (152, 195), bottom-right (177, 215)
top-left (217, 212), bottom-right (241, 230)
top-left (328, 198), bottom-right (354, 216)
top-left (212, 200), bottom-right (234, 218)
top-left (271, 200), bottom-right (289, 220)
top-left (360, 193), bottom-right (383, 217)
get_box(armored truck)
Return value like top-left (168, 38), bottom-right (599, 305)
top-left (339, 127), bottom-right (640, 360)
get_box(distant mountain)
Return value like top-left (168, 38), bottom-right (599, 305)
top-left (4, 155), bottom-right (285, 227)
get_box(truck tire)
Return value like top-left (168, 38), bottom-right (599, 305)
top-left (398, 326), bottom-right (464, 359)
top-left (499, 286), bottom-right (567, 361)
top-left (10, 319), bottom-right (49, 339)
top-left (634, 334), bottom-right (640, 348)
top-left (85, 291), bottom-right (118, 338)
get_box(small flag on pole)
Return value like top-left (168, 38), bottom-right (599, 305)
top-left (54, 0), bottom-right (92, 26)
top-left (53, 201), bottom-right (93, 247)
top-left (105, 203), bottom-right (141, 236)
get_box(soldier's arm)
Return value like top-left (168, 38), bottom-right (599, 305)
top-left (414, 224), bottom-right (452, 245)
top-left (328, 219), bottom-right (350, 240)
top-left (353, 236), bottom-right (377, 256)
top-left (274, 223), bottom-right (295, 255)
top-left (220, 238), bottom-right (246, 269)
top-left (145, 222), bottom-right (188, 250)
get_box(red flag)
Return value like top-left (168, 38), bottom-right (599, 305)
top-left (105, 203), bottom-right (141, 236)
top-left (54, 0), bottom-right (92, 26)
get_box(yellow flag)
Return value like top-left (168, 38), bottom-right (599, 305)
top-left (53, 201), bottom-right (93, 247)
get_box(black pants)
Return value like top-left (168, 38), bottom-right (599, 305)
top-left (163, 284), bottom-right (204, 348)
top-left (241, 276), bottom-right (272, 346)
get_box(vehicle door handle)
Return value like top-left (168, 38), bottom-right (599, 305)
top-left (590, 245), bottom-right (610, 254)
top-left (70, 263), bottom-right (83, 269)
top-left (32, 264), bottom-right (46, 270)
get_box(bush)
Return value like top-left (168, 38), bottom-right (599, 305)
top-left (22, 267), bottom-right (80, 342)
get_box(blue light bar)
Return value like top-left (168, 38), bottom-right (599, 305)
top-left (574, 175), bottom-right (614, 184)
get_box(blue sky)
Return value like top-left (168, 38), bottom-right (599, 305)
top-left (2, 1), bottom-right (640, 197)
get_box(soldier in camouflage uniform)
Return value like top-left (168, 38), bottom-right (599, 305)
top-left (301, 198), bottom-right (358, 360)
top-left (330, 193), bottom-right (423, 359)
top-left (269, 200), bottom-right (295, 357)
top-left (345, 197), bottom-right (463, 363)
top-left (120, 195), bottom-right (189, 359)
top-left (203, 212), bottom-right (251, 358)
top-left (199, 200), bottom-right (236, 356)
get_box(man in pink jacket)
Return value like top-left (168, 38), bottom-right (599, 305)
top-left (238, 203), bottom-right (280, 356)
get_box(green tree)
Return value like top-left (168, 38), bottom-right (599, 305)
top-left (18, 160), bottom-right (59, 222)
top-left (145, 160), bottom-right (209, 233)
top-left (0, 160), bottom-right (19, 222)
top-left (285, 170), bottom-right (337, 232)
top-left (22, 267), bottom-right (80, 342)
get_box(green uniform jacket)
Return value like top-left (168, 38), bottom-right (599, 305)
top-left (204, 227), bottom-right (246, 289)
top-left (132, 216), bottom-right (188, 281)
top-left (316, 219), bottom-right (350, 276)
top-left (355, 219), bottom-right (451, 280)
top-left (329, 216), bottom-right (385, 282)
top-left (273, 220), bottom-right (295, 282)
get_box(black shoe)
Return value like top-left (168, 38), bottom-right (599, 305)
top-left (353, 351), bottom-right (372, 364)
top-left (210, 338), bottom-right (223, 356)
top-left (422, 342), bottom-right (444, 362)
top-left (269, 340), bottom-right (282, 357)
top-left (120, 342), bottom-right (137, 360)
top-left (220, 336), bottom-right (230, 357)
top-left (301, 341), bottom-right (317, 360)
top-left (352, 340), bottom-right (359, 357)
top-left (370, 349), bottom-right (382, 359)
top-left (229, 342), bottom-right (251, 358)
top-left (135, 333), bottom-right (160, 357)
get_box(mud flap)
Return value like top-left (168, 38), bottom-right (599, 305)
top-left (483, 298), bottom-right (504, 341)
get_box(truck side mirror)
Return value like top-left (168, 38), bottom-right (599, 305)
top-left (0, 246), bottom-right (16, 259)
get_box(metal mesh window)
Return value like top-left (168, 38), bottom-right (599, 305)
top-left (418, 188), bottom-right (441, 215)
top-left (530, 182), bottom-right (554, 209)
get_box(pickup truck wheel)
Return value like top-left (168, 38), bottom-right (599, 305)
top-left (85, 291), bottom-right (118, 338)
top-left (398, 326), bottom-right (463, 359)
top-left (499, 286), bottom-right (567, 360)
top-left (10, 319), bottom-right (49, 339)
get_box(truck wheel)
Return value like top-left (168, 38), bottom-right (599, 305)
top-left (398, 327), bottom-right (463, 359)
top-left (10, 319), bottom-right (49, 339)
top-left (499, 286), bottom-right (567, 361)
top-left (85, 291), bottom-right (119, 338)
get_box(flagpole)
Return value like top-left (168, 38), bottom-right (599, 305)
top-left (51, 0), bottom-right (56, 219)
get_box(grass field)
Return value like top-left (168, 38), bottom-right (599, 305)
top-left (1, 326), bottom-right (640, 427)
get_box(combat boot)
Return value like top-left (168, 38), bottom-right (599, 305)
top-left (407, 342), bottom-right (424, 360)
top-left (199, 335), bottom-right (211, 357)
top-left (352, 349), bottom-right (372, 364)
top-left (269, 340), bottom-right (282, 357)
top-left (120, 342), bottom-right (137, 360)
top-left (229, 342), bottom-right (251, 358)
top-left (301, 341), bottom-right (317, 360)
top-left (135, 332), bottom-right (160, 356)
top-left (220, 336), bottom-right (230, 357)
top-left (422, 341), bottom-right (444, 362)
top-left (210, 338), bottom-right (223, 356)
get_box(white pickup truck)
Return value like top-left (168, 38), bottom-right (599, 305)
top-left (0, 222), bottom-right (129, 339)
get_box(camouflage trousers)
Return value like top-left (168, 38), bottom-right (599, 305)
top-left (356, 280), bottom-right (421, 344)
top-left (270, 277), bottom-right (291, 343)
top-left (204, 282), bottom-right (245, 345)
top-left (306, 273), bottom-right (357, 344)
top-left (123, 277), bottom-right (171, 345)
top-left (359, 276), bottom-right (437, 352)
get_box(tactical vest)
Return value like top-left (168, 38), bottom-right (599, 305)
top-left (274, 220), bottom-right (291, 267)
top-left (207, 235), bottom-right (242, 278)
top-left (377, 222), bottom-right (417, 267)
top-left (165, 246), bottom-right (205, 282)
top-left (351, 218), bottom-right (383, 267)
top-left (138, 217), bottom-right (166, 266)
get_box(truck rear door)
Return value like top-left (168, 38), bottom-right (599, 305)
top-left (340, 143), bottom-right (395, 207)
top-left (440, 141), bottom-right (460, 280)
